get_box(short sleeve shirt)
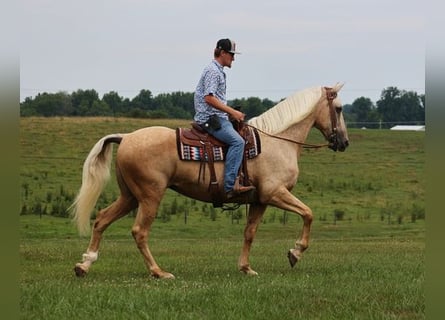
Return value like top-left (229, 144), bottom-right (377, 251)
top-left (194, 60), bottom-right (229, 123)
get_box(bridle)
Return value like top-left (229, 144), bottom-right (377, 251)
top-left (324, 86), bottom-right (339, 151)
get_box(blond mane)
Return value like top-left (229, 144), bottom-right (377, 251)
top-left (248, 86), bottom-right (323, 134)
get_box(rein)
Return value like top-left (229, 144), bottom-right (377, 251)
top-left (245, 124), bottom-right (329, 149)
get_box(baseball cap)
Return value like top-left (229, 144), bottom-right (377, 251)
top-left (216, 38), bottom-right (241, 54)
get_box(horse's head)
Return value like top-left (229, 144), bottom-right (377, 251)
top-left (314, 83), bottom-right (349, 152)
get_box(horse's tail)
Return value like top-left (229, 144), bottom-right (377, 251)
top-left (70, 134), bottom-right (123, 236)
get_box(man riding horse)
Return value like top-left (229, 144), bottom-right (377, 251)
top-left (193, 38), bottom-right (255, 199)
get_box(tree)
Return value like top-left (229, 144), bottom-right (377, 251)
top-left (88, 100), bottom-right (112, 116)
top-left (399, 91), bottom-right (425, 123)
top-left (33, 93), bottom-right (54, 116)
top-left (131, 89), bottom-right (153, 112)
top-left (55, 92), bottom-right (75, 116)
top-left (376, 87), bottom-right (425, 128)
top-left (102, 91), bottom-right (123, 116)
top-left (120, 97), bottom-right (133, 115)
top-left (245, 97), bottom-right (267, 119)
top-left (261, 98), bottom-right (275, 110)
top-left (20, 97), bottom-right (38, 116)
top-left (352, 97), bottom-right (374, 123)
top-left (152, 91), bottom-right (194, 119)
top-left (230, 97), bottom-right (270, 119)
top-left (20, 91), bottom-right (73, 117)
top-left (71, 89), bottom-right (100, 116)
top-left (169, 91), bottom-right (194, 116)
top-left (377, 87), bottom-right (400, 127)
top-left (20, 86), bottom-right (425, 122)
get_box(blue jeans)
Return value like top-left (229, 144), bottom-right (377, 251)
top-left (202, 117), bottom-right (245, 193)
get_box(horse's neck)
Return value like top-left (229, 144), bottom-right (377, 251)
top-left (271, 89), bottom-right (321, 144)
top-left (277, 115), bottom-right (314, 146)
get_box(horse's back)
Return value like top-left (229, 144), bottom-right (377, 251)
top-left (117, 126), bottom-right (177, 166)
top-left (121, 126), bottom-right (175, 146)
top-left (126, 126), bottom-right (175, 140)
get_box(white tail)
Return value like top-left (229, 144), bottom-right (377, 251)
top-left (70, 134), bottom-right (123, 236)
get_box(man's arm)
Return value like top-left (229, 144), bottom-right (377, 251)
top-left (204, 95), bottom-right (245, 122)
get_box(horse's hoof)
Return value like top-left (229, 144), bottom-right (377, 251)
top-left (239, 266), bottom-right (259, 276)
top-left (74, 264), bottom-right (87, 277)
top-left (287, 249), bottom-right (299, 268)
top-left (162, 273), bottom-right (175, 279)
top-left (152, 271), bottom-right (175, 279)
top-left (242, 269), bottom-right (259, 276)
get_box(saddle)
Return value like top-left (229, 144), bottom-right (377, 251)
top-left (176, 122), bottom-right (261, 207)
top-left (180, 122), bottom-right (226, 148)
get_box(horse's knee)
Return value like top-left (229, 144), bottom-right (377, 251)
top-left (301, 208), bottom-right (313, 224)
top-left (92, 209), bottom-right (106, 229)
top-left (131, 225), bottom-right (149, 247)
top-left (131, 225), bottom-right (142, 240)
top-left (244, 224), bottom-right (257, 239)
top-left (92, 219), bottom-right (106, 233)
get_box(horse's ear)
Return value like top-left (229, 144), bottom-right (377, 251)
top-left (333, 82), bottom-right (345, 92)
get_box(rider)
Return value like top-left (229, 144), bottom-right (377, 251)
top-left (194, 38), bottom-right (255, 199)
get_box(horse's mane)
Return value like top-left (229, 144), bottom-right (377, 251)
top-left (248, 86), bottom-right (323, 134)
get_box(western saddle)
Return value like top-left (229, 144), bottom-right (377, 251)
top-left (176, 122), bottom-right (260, 207)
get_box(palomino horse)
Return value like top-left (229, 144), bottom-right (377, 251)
top-left (71, 83), bottom-right (349, 279)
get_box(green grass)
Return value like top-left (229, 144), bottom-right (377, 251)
top-left (20, 215), bottom-right (424, 320)
top-left (20, 117), bottom-right (425, 319)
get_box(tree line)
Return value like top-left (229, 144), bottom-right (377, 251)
top-left (344, 87), bottom-right (425, 128)
top-left (20, 86), bottom-right (425, 128)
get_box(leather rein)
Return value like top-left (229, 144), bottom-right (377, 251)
top-left (245, 87), bottom-right (339, 149)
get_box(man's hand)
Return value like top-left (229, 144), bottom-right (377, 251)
top-left (229, 108), bottom-right (245, 122)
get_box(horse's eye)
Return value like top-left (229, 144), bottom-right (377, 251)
top-left (335, 107), bottom-right (342, 113)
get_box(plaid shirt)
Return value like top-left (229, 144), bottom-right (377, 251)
top-left (193, 60), bottom-right (229, 124)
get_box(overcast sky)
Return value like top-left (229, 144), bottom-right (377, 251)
top-left (20, 0), bottom-right (425, 105)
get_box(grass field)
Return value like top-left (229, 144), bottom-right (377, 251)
top-left (20, 117), bottom-right (425, 319)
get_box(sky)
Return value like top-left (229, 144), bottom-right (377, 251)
top-left (20, 0), bottom-right (425, 105)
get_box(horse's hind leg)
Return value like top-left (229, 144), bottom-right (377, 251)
top-left (132, 198), bottom-right (175, 279)
top-left (74, 195), bottom-right (137, 277)
top-left (238, 203), bottom-right (267, 276)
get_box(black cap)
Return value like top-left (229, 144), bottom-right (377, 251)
top-left (216, 38), bottom-right (241, 54)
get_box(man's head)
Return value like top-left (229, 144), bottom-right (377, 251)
top-left (214, 38), bottom-right (240, 68)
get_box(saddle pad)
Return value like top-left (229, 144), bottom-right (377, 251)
top-left (176, 127), bottom-right (261, 162)
top-left (179, 144), bottom-right (225, 161)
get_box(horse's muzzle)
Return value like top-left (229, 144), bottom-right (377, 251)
top-left (337, 140), bottom-right (349, 152)
top-left (328, 136), bottom-right (349, 152)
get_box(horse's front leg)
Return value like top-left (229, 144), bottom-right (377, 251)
top-left (268, 188), bottom-right (313, 267)
top-left (238, 203), bottom-right (267, 276)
